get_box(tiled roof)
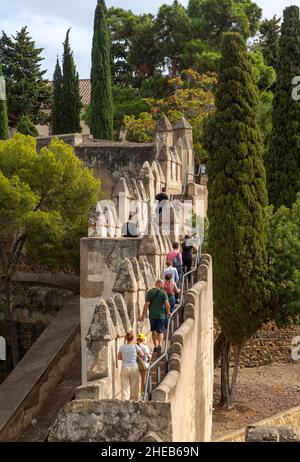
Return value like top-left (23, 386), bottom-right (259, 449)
top-left (79, 79), bottom-right (91, 106)
top-left (48, 79), bottom-right (91, 107)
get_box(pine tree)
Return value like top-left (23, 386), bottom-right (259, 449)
top-left (0, 27), bottom-right (51, 128)
top-left (204, 32), bottom-right (271, 408)
top-left (266, 6), bottom-right (300, 209)
top-left (91, 0), bottom-right (113, 140)
top-left (258, 16), bottom-right (281, 70)
top-left (52, 57), bottom-right (63, 135)
top-left (0, 65), bottom-right (9, 140)
top-left (61, 29), bottom-right (82, 134)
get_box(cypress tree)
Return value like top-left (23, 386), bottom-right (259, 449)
top-left (0, 65), bottom-right (9, 140)
top-left (266, 6), bottom-right (300, 209)
top-left (61, 29), bottom-right (81, 134)
top-left (52, 57), bottom-right (63, 135)
top-left (91, 0), bottom-right (113, 140)
top-left (204, 32), bottom-right (271, 408)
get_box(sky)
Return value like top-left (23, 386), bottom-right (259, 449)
top-left (0, 0), bottom-right (298, 79)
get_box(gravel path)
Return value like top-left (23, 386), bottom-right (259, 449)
top-left (213, 363), bottom-right (300, 439)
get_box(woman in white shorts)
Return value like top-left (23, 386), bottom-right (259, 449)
top-left (118, 331), bottom-right (144, 400)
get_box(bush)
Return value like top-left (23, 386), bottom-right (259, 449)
top-left (17, 116), bottom-right (39, 137)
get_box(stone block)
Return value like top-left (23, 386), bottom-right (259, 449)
top-left (106, 298), bottom-right (126, 337)
top-left (75, 378), bottom-right (112, 400)
top-left (114, 294), bottom-right (132, 332)
top-left (113, 258), bottom-right (138, 293)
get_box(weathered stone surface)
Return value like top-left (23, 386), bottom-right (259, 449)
top-left (246, 427), bottom-right (280, 442)
top-left (112, 177), bottom-right (132, 200)
top-left (48, 400), bottom-right (172, 442)
top-left (151, 371), bottom-right (180, 402)
top-left (138, 256), bottom-right (152, 290)
top-left (158, 145), bottom-right (172, 162)
top-left (157, 162), bottom-right (166, 186)
top-left (184, 303), bottom-right (195, 321)
top-left (171, 342), bottom-right (183, 356)
top-left (173, 117), bottom-right (192, 131)
top-left (123, 292), bottom-right (138, 326)
top-left (86, 300), bottom-right (116, 341)
top-left (131, 257), bottom-right (146, 291)
top-left (246, 424), bottom-right (300, 442)
top-left (142, 432), bottom-right (164, 442)
top-left (275, 426), bottom-right (300, 442)
top-left (171, 319), bottom-right (195, 346)
top-left (137, 180), bottom-right (149, 202)
top-left (76, 378), bottom-right (112, 400)
top-left (139, 227), bottom-right (160, 256)
top-left (169, 353), bottom-right (181, 373)
top-left (106, 298), bottom-right (126, 337)
top-left (114, 294), bottom-right (132, 332)
top-left (156, 115), bottom-right (173, 132)
top-left (113, 258), bottom-right (138, 293)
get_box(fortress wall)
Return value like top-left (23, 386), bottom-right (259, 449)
top-left (152, 255), bottom-right (214, 442)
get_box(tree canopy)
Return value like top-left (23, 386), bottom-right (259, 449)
top-left (0, 27), bottom-right (51, 128)
top-left (0, 135), bottom-right (99, 365)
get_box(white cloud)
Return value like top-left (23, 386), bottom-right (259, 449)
top-left (2, 13), bottom-right (92, 78)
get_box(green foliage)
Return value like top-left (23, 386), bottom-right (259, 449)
top-left (52, 58), bottom-right (63, 135)
top-left (181, 39), bottom-right (221, 74)
top-left (187, 0), bottom-right (262, 48)
top-left (112, 86), bottom-right (150, 133)
top-left (249, 50), bottom-right (276, 92)
top-left (0, 65), bottom-right (9, 140)
top-left (267, 196), bottom-right (300, 325)
top-left (258, 90), bottom-right (273, 146)
top-left (17, 116), bottom-right (39, 137)
top-left (204, 32), bottom-right (272, 345)
top-left (123, 70), bottom-right (216, 162)
top-left (266, 6), bottom-right (300, 209)
top-left (60, 30), bottom-right (82, 134)
top-left (155, 1), bottom-right (191, 76)
top-left (124, 113), bottom-right (155, 143)
top-left (258, 15), bottom-right (281, 69)
top-left (0, 27), bottom-right (51, 128)
top-left (0, 134), bottom-right (100, 272)
top-left (91, 0), bottom-right (113, 140)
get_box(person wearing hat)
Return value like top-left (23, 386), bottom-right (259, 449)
top-left (136, 333), bottom-right (152, 397)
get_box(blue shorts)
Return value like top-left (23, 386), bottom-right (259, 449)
top-left (150, 319), bottom-right (166, 334)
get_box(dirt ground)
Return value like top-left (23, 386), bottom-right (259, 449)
top-left (213, 363), bottom-right (300, 440)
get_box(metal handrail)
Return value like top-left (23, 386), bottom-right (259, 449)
top-left (143, 244), bottom-right (202, 400)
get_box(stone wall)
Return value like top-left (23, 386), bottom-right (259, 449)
top-left (214, 320), bottom-right (300, 367)
top-left (0, 296), bottom-right (80, 442)
top-left (47, 254), bottom-right (214, 443)
top-left (214, 405), bottom-right (300, 443)
top-left (35, 115), bottom-right (194, 199)
top-left (79, 231), bottom-right (172, 386)
top-left (0, 282), bottom-right (74, 372)
top-left (49, 400), bottom-right (172, 442)
top-left (152, 255), bottom-right (214, 442)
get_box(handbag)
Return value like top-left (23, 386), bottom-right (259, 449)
top-left (136, 346), bottom-right (147, 372)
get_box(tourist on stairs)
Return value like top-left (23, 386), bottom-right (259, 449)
top-left (118, 331), bottom-right (144, 401)
top-left (139, 280), bottom-right (170, 356)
